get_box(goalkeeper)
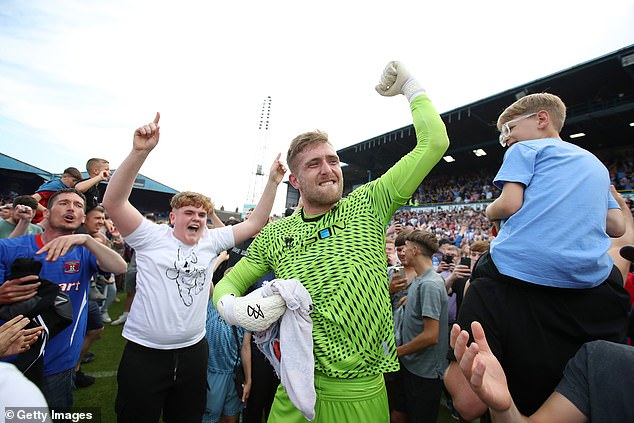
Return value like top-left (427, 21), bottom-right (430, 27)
top-left (214, 61), bottom-right (449, 423)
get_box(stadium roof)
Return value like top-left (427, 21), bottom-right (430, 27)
top-left (0, 152), bottom-right (179, 215)
top-left (0, 152), bottom-right (179, 195)
top-left (338, 44), bottom-right (634, 191)
top-left (0, 152), bottom-right (52, 179)
top-left (79, 170), bottom-right (179, 195)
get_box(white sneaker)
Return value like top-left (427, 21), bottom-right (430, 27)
top-left (111, 312), bottom-right (128, 326)
top-left (101, 312), bottom-right (112, 324)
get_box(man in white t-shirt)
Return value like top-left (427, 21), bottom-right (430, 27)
top-left (103, 113), bottom-right (286, 423)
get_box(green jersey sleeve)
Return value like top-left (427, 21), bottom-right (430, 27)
top-left (360, 94), bottom-right (450, 226)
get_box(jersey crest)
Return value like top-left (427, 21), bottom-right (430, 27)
top-left (63, 260), bottom-right (80, 274)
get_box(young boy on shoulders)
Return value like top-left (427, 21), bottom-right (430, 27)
top-left (445, 93), bottom-right (629, 420)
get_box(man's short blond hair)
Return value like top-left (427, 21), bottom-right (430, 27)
top-left (86, 158), bottom-right (109, 173)
top-left (497, 93), bottom-right (567, 132)
top-left (170, 191), bottom-right (214, 213)
top-left (286, 130), bottom-right (331, 174)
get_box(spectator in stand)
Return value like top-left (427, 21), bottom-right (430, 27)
top-left (32, 167), bottom-right (83, 224)
top-left (607, 155), bottom-right (634, 191)
top-left (0, 196), bottom-right (42, 239)
top-left (75, 158), bottom-right (110, 212)
top-left (411, 172), bottom-right (500, 206)
top-left (445, 93), bottom-right (630, 419)
top-left (390, 206), bottom-right (496, 249)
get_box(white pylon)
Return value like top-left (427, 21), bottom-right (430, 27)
top-left (245, 96), bottom-right (272, 208)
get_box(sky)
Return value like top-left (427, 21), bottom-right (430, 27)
top-left (1, 0), bottom-right (633, 215)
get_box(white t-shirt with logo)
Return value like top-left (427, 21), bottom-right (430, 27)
top-left (123, 218), bottom-right (234, 349)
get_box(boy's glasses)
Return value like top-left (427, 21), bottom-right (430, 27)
top-left (499, 113), bottom-right (537, 147)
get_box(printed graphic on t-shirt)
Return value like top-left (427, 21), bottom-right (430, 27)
top-left (166, 246), bottom-right (207, 306)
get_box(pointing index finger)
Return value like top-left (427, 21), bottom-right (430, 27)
top-left (153, 112), bottom-right (161, 125)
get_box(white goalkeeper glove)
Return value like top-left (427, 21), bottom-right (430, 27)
top-left (375, 61), bottom-right (425, 102)
top-left (216, 289), bottom-right (286, 332)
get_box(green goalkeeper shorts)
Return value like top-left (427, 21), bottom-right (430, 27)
top-left (267, 372), bottom-right (389, 423)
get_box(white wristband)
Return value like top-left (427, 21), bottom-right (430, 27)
top-left (402, 78), bottom-right (426, 102)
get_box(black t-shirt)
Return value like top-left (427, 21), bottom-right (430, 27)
top-left (457, 272), bottom-right (628, 415)
top-left (556, 340), bottom-right (634, 422)
top-left (212, 238), bottom-right (254, 284)
top-left (82, 183), bottom-right (100, 213)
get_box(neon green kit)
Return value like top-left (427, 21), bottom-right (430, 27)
top-left (213, 94), bottom-right (448, 418)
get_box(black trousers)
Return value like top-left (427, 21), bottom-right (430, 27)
top-left (459, 252), bottom-right (629, 415)
top-left (392, 365), bottom-right (442, 423)
top-left (242, 349), bottom-right (279, 423)
top-left (115, 338), bottom-right (208, 423)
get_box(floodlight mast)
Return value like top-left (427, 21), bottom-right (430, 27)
top-left (245, 96), bottom-right (272, 210)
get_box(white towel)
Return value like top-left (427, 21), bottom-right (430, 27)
top-left (254, 279), bottom-right (316, 420)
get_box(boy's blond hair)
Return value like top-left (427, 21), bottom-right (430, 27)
top-left (286, 130), bottom-right (331, 174)
top-left (170, 191), bottom-right (214, 213)
top-left (497, 93), bottom-right (567, 133)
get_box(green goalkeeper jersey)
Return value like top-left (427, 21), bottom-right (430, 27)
top-left (214, 94), bottom-right (449, 378)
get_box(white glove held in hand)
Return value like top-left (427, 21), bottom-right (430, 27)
top-left (217, 290), bottom-right (286, 332)
top-left (375, 61), bottom-right (426, 102)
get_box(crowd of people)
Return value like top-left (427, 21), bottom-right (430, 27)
top-left (4, 152), bottom-right (633, 217)
top-left (0, 61), bottom-right (633, 423)
top-left (607, 153), bottom-right (634, 191)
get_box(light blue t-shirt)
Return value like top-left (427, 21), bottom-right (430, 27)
top-left (491, 138), bottom-right (619, 288)
top-left (205, 300), bottom-right (244, 374)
